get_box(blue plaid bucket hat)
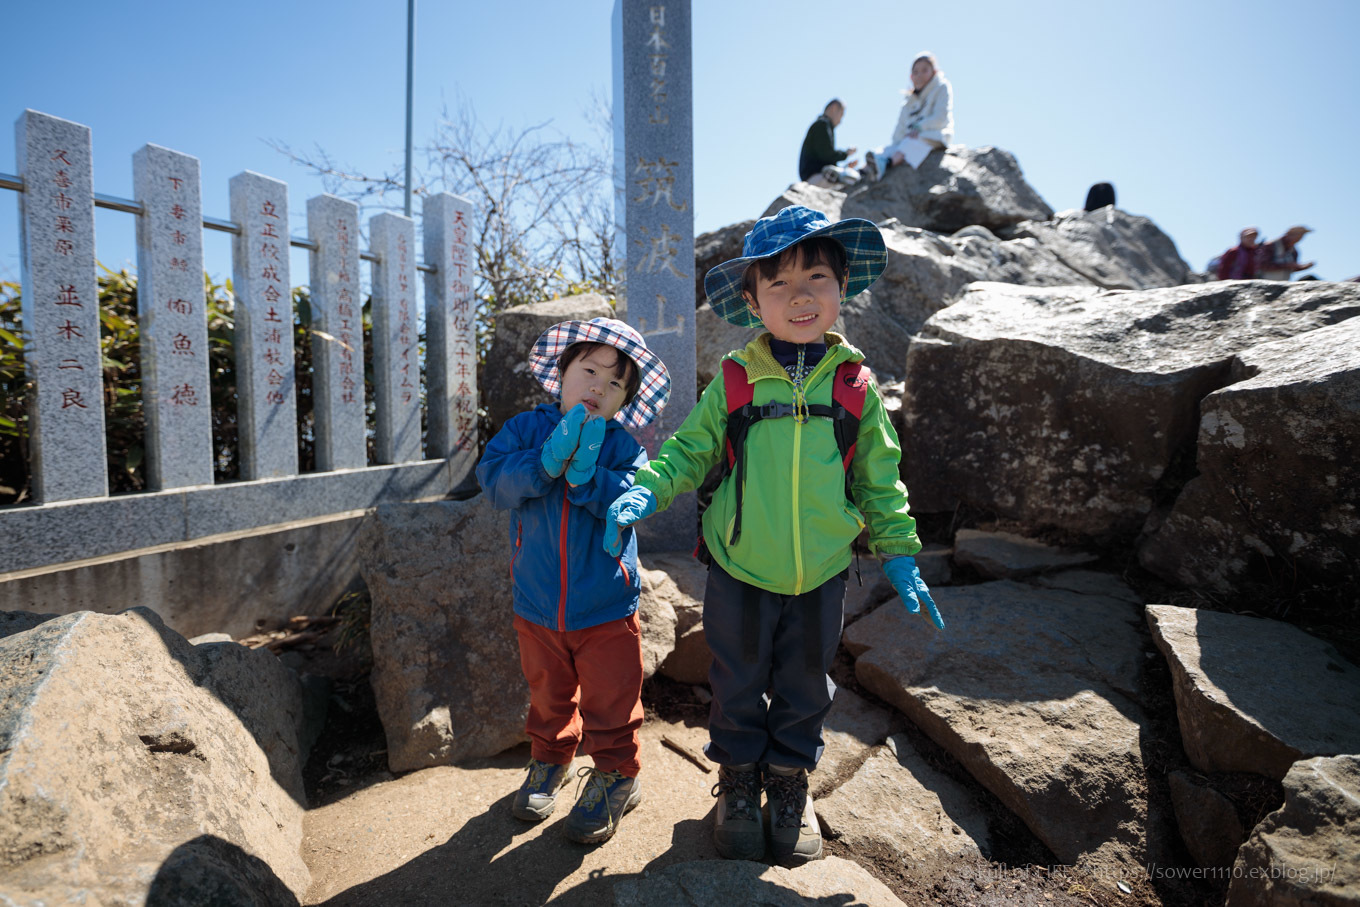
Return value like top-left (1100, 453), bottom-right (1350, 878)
top-left (703, 205), bottom-right (887, 328)
top-left (528, 317), bottom-right (671, 430)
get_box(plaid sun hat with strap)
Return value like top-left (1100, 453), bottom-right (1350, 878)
top-left (703, 205), bottom-right (887, 328)
top-left (528, 317), bottom-right (671, 430)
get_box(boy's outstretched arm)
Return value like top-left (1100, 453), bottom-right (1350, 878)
top-left (567, 437), bottom-right (648, 520)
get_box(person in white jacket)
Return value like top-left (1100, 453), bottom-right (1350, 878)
top-left (864, 53), bottom-right (954, 181)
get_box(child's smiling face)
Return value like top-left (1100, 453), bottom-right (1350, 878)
top-left (743, 248), bottom-right (844, 345)
top-left (558, 345), bottom-right (632, 421)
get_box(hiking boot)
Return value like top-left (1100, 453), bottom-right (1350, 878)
top-left (563, 767), bottom-right (642, 844)
top-left (512, 758), bottom-right (572, 821)
top-left (765, 764), bottom-right (822, 865)
top-left (711, 762), bottom-right (764, 860)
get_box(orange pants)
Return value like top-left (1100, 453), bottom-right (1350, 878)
top-left (514, 613), bottom-right (644, 777)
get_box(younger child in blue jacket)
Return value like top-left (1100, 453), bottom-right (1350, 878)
top-left (475, 317), bottom-right (670, 845)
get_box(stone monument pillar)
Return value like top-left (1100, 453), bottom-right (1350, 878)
top-left (369, 212), bottom-right (422, 464)
top-left (134, 143), bottom-right (213, 490)
top-left (16, 110), bottom-right (108, 502)
top-left (306, 194), bottom-right (366, 471)
top-left (229, 171), bottom-right (298, 480)
top-left (612, 0), bottom-right (697, 552)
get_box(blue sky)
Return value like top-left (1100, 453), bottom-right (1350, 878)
top-left (2, 0), bottom-right (1357, 292)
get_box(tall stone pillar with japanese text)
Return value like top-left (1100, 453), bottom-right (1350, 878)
top-left (612, 0), bottom-right (696, 552)
top-left (423, 192), bottom-right (478, 487)
top-left (307, 194), bottom-right (366, 471)
top-left (229, 171), bottom-right (298, 480)
top-left (369, 212), bottom-right (421, 464)
top-left (134, 143), bottom-right (213, 490)
top-left (16, 110), bottom-right (108, 503)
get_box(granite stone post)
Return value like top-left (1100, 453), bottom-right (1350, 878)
top-left (16, 110), bottom-right (108, 502)
top-left (613, 0), bottom-right (697, 551)
top-left (134, 143), bottom-right (213, 490)
top-left (306, 195), bottom-right (366, 471)
top-left (369, 213), bottom-right (422, 464)
top-left (422, 193), bottom-right (477, 486)
top-left (229, 171), bottom-right (298, 480)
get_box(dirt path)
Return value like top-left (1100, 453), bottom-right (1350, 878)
top-left (302, 718), bottom-right (721, 906)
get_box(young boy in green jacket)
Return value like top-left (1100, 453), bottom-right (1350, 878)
top-left (603, 205), bottom-right (944, 866)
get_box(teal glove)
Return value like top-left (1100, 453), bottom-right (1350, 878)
top-left (882, 555), bottom-right (945, 630)
top-left (604, 486), bottom-right (657, 557)
top-left (565, 415), bottom-right (607, 486)
top-left (541, 403), bottom-right (588, 478)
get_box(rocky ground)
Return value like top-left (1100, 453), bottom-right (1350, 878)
top-left (289, 597), bottom-right (1248, 907)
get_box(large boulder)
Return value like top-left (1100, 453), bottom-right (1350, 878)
top-left (1012, 207), bottom-right (1194, 290)
top-left (1226, 755), bottom-right (1360, 907)
top-left (952, 528), bottom-right (1098, 579)
top-left (901, 280), bottom-right (1360, 540)
top-left (636, 556), bottom-right (683, 680)
top-left (482, 293), bottom-right (614, 434)
top-left (1145, 605), bottom-right (1360, 780)
top-left (612, 857), bottom-right (907, 907)
top-left (360, 497), bottom-right (529, 772)
top-left (0, 609), bottom-right (309, 905)
top-left (816, 733), bottom-right (991, 865)
top-left (840, 145), bottom-right (1053, 235)
top-left (844, 580), bottom-right (1164, 877)
top-left (651, 552), bottom-right (713, 685)
top-left (1140, 316), bottom-right (1360, 591)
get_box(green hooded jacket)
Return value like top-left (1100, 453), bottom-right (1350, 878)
top-left (635, 333), bottom-right (921, 596)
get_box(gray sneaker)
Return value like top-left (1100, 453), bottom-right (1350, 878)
top-left (512, 758), bottom-right (571, 821)
top-left (863, 150), bottom-right (879, 182)
top-left (563, 767), bottom-right (642, 844)
top-left (765, 765), bottom-right (822, 865)
top-left (712, 762), bottom-right (765, 860)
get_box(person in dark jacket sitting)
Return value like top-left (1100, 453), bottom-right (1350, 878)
top-left (476, 318), bottom-right (670, 845)
top-left (799, 99), bottom-right (859, 186)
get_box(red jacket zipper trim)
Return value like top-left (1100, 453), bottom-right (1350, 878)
top-left (509, 521), bottom-right (522, 583)
top-left (557, 494), bottom-right (570, 631)
top-left (615, 556), bottom-right (630, 587)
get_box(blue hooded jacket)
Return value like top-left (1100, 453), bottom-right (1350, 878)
top-left (476, 403), bottom-right (648, 632)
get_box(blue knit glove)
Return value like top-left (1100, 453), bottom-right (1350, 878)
top-left (882, 556), bottom-right (945, 630)
top-left (604, 486), bottom-right (657, 557)
top-left (541, 403), bottom-right (588, 478)
top-left (565, 415), bottom-right (607, 486)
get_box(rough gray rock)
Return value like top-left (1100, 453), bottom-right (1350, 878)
top-left (694, 219), bottom-right (755, 306)
top-left (761, 182), bottom-right (844, 223)
top-left (1139, 316), bottom-right (1360, 592)
top-left (482, 294), bottom-right (614, 435)
top-left (901, 280), bottom-right (1360, 540)
top-left (652, 552), bottom-right (712, 684)
top-left (1032, 569), bottom-right (1141, 604)
top-left (636, 556), bottom-right (683, 680)
top-left (812, 688), bottom-right (894, 798)
top-left (360, 497), bottom-right (529, 772)
top-left (844, 580), bottom-right (1164, 876)
top-left (1145, 605), bottom-right (1360, 780)
top-left (0, 609), bottom-right (309, 904)
top-left (1012, 207), bottom-right (1193, 290)
top-left (1168, 770), bottom-right (1246, 870)
top-left (1226, 755), bottom-right (1360, 907)
top-left (612, 856), bottom-right (907, 906)
top-left (817, 733), bottom-right (990, 866)
top-left (840, 146), bottom-right (1053, 235)
top-left (952, 528), bottom-right (1098, 579)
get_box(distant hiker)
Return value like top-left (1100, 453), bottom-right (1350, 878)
top-left (863, 52), bottom-right (954, 181)
top-left (799, 99), bottom-right (860, 187)
top-left (1261, 226), bottom-right (1316, 280)
top-left (475, 318), bottom-right (670, 845)
top-left (1083, 182), bottom-right (1116, 211)
top-left (603, 205), bottom-right (943, 867)
top-left (1216, 227), bottom-right (1264, 280)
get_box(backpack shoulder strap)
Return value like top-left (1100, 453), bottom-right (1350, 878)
top-left (831, 361), bottom-right (872, 490)
top-left (721, 358), bottom-right (753, 469)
